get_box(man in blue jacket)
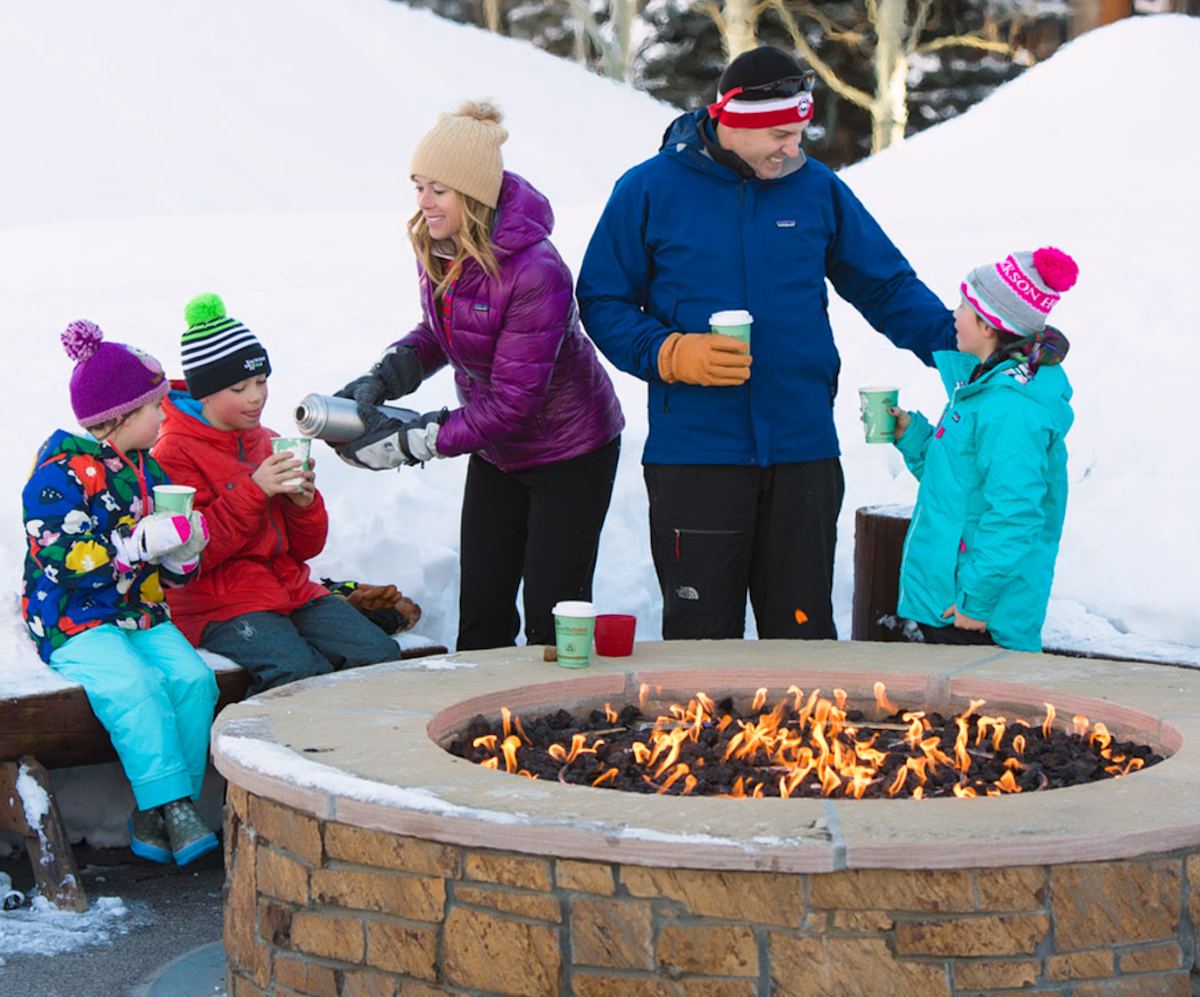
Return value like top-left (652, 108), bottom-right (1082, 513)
top-left (577, 46), bottom-right (956, 641)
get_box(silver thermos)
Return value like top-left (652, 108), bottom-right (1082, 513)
top-left (294, 394), bottom-right (420, 443)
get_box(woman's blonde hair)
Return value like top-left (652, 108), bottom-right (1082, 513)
top-left (407, 189), bottom-right (500, 300)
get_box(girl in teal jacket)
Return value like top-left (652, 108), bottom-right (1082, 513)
top-left (891, 247), bottom-right (1078, 652)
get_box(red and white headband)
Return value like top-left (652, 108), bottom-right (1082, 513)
top-left (707, 89), bottom-right (814, 129)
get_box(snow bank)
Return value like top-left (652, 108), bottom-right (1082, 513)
top-left (1, 3), bottom-right (1196, 696)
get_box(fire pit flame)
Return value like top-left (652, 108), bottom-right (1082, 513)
top-left (449, 682), bottom-right (1163, 800)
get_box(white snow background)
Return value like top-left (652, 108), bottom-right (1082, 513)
top-left (0, 0), bottom-right (1197, 962)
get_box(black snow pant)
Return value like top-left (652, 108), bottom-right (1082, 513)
top-left (644, 459), bottom-right (844, 641)
top-left (456, 436), bottom-right (620, 651)
top-left (917, 623), bottom-right (996, 646)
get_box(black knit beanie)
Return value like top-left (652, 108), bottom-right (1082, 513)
top-left (717, 46), bottom-right (805, 99)
top-left (181, 293), bottom-right (271, 399)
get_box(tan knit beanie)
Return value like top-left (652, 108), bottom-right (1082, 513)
top-left (410, 100), bottom-right (508, 209)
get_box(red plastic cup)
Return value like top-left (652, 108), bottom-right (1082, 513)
top-left (593, 614), bottom-right (636, 657)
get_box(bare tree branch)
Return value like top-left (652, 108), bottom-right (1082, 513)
top-left (696, 0), bottom-right (728, 34)
top-left (696, 0), bottom-right (762, 60)
top-left (767, 0), bottom-right (872, 109)
top-left (561, 0), bottom-right (646, 80)
top-left (916, 34), bottom-right (1015, 55)
top-left (763, 0), bottom-right (864, 46)
top-left (562, 0), bottom-right (607, 61)
top-left (481, 0), bottom-right (503, 34)
top-left (906, 0), bottom-right (934, 55)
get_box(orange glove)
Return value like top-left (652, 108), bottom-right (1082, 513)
top-left (657, 333), bottom-right (751, 386)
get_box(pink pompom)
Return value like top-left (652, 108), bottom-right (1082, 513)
top-left (1032, 247), bottom-right (1078, 293)
top-left (61, 320), bottom-right (104, 362)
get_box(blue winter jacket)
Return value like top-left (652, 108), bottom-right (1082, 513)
top-left (576, 110), bottom-right (956, 466)
top-left (896, 351), bottom-right (1074, 652)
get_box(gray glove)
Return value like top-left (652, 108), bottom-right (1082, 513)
top-left (335, 409), bottom-right (449, 471)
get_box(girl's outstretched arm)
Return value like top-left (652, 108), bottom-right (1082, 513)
top-left (893, 408), bottom-right (934, 480)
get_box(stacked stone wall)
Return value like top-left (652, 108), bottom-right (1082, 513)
top-left (225, 787), bottom-right (1200, 996)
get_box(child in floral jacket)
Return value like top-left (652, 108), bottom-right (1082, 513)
top-left (21, 321), bottom-right (219, 866)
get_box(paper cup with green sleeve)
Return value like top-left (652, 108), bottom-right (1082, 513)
top-left (152, 485), bottom-right (195, 515)
top-left (271, 437), bottom-right (312, 491)
top-left (709, 309), bottom-right (753, 345)
top-left (552, 600), bottom-right (597, 669)
top-left (858, 387), bottom-right (900, 444)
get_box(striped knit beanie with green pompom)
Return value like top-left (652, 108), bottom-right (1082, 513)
top-left (180, 293), bottom-right (271, 399)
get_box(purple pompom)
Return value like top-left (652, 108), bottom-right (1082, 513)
top-left (61, 320), bottom-right (104, 362)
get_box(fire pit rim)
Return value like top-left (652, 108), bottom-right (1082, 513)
top-left (211, 641), bottom-right (1200, 874)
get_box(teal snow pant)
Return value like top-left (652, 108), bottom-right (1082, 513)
top-left (49, 623), bottom-right (219, 811)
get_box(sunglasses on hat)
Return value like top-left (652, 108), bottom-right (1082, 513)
top-left (738, 71), bottom-right (815, 99)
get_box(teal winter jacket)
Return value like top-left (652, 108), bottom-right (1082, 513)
top-left (895, 351), bottom-right (1073, 652)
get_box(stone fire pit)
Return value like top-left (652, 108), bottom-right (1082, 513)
top-left (212, 640), bottom-right (1200, 996)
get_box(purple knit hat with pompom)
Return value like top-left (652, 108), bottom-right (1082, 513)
top-left (62, 320), bottom-right (168, 428)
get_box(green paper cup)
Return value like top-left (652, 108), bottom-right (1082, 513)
top-left (859, 387), bottom-right (899, 444)
top-left (271, 437), bottom-right (312, 491)
top-left (710, 309), bottom-right (753, 345)
top-left (152, 485), bottom-right (195, 515)
top-left (552, 600), bottom-right (597, 669)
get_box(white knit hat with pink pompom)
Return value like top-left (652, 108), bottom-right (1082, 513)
top-left (961, 247), bottom-right (1079, 338)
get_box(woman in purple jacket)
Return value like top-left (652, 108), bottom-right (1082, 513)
top-left (335, 101), bottom-right (624, 651)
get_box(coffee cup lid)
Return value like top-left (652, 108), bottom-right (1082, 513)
top-left (553, 601), bottom-right (596, 617)
top-left (710, 309), bottom-right (753, 326)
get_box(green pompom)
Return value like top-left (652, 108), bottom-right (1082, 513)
top-left (184, 292), bottom-right (226, 327)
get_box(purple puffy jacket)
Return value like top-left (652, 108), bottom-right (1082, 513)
top-left (396, 172), bottom-right (624, 472)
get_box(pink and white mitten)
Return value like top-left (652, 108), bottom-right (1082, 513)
top-left (159, 511), bottom-right (209, 576)
top-left (111, 512), bottom-right (193, 572)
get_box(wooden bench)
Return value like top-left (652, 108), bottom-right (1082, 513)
top-left (1, 647), bottom-right (446, 911)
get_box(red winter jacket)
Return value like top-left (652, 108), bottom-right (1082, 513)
top-left (151, 385), bottom-right (329, 645)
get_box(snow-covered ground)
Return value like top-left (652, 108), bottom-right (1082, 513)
top-left (1, 0), bottom-right (1198, 962)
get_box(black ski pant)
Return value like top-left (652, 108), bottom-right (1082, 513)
top-left (644, 459), bottom-right (844, 641)
top-left (457, 437), bottom-right (620, 651)
top-left (917, 623), bottom-right (996, 646)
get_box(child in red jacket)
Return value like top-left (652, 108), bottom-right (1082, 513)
top-left (152, 294), bottom-right (405, 693)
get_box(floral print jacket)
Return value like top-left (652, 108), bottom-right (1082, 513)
top-left (21, 429), bottom-right (194, 662)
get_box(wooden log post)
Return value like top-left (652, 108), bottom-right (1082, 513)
top-left (851, 504), bottom-right (913, 642)
top-left (0, 756), bottom-right (88, 912)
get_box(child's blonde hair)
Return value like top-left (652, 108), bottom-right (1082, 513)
top-left (85, 395), bottom-right (161, 443)
top-left (87, 416), bottom-right (122, 439)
